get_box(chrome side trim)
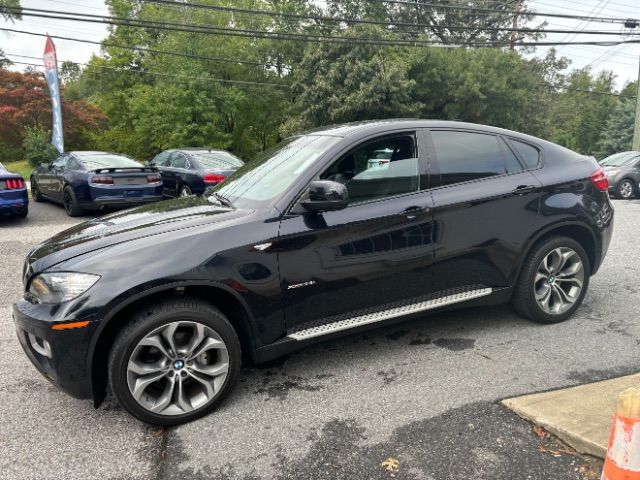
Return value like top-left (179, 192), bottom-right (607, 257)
top-left (287, 286), bottom-right (493, 341)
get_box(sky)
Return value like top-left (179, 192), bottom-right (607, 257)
top-left (0, 0), bottom-right (638, 89)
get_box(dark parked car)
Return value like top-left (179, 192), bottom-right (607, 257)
top-left (600, 151), bottom-right (640, 199)
top-left (30, 151), bottom-right (163, 216)
top-left (149, 148), bottom-right (244, 198)
top-left (0, 162), bottom-right (28, 218)
top-left (14, 120), bottom-right (613, 425)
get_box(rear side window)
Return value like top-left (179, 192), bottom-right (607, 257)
top-left (152, 152), bottom-right (170, 167)
top-left (431, 131), bottom-right (520, 186)
top-left (510, 140), bottom-right (540, 170)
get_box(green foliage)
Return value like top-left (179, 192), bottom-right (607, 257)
top-left (0, 48), bottom-right (12, 68)
top-left (292, 27), bottom-right (419, 129)
top-left (23, 126), bottom-right (59, 168)
top-left (0, 0), bottom-right (21, 21)
top-left (595, 95), bottom-right (636, 159)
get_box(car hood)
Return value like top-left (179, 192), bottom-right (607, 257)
top-left (25, 196), bottom-right (252, 275)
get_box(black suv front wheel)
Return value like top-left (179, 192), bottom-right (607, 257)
top-left (512, 236), bottom-right (590, 324)
top-left (108, 298), bottom-right (241, 426)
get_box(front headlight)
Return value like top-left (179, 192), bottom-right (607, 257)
top-left (28, 272), bottom-right (100, 304)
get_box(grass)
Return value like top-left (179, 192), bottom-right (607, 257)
top-left (3, 160), bottom-right (33, 180)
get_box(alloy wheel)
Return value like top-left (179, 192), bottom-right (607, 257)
top-left (126, 321), bottom-right (230, 416)
top-left (63, 190), bottom-right (72, 214)
top-left (180, 186), bottom-right (192, 197)
top-left (534, 247), bottom-right (585, 315)
top-left (619, 180), bottom-right (634, 199)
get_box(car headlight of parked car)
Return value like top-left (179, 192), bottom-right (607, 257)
top-left (29, 272), bottom-right (101, 304)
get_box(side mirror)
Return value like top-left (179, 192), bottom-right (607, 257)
top-left (301, 180), bottom-right (349, 213)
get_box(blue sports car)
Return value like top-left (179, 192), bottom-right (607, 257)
top-left (0, 162), bottom-right (28, 218)
top-left (149, 148), bottom-right (244, 197)
top-left (31, 151), bottom-right (163, 217)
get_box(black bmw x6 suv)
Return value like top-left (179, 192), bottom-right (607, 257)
top-left (14, 120), bottom-right (613, 425)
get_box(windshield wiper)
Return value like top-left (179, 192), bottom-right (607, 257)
top-left (212, 192), bottom-right (233, 208)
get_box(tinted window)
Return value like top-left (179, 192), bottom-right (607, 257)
top-left (170, 153), bottom-right (188, 169)
top-left (78, 154), bottom-right (142, 169)
top-left (432, 131), bottom-right (510, 185)
top-left (67, 158), bottom-right (83, 170)
top-left (321, 135), bottom-right (419, 204)
top-left (52, 155), bottom-right (68, 169)
top-left (152, 152), bottom-right (170, 167)
top-left (510, 140), bottom-right (540, 170)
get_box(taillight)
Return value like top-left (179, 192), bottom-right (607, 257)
top-left (590, 168), bottom-right (609, 192)
top-left (204, 173), bottom-right (225, 184)
top-left (5, 178), bottom-right (25, 189)
top-left (146, 174), bottom-right (162, 183)
top-left (91, 175), bottom-right (114, 185)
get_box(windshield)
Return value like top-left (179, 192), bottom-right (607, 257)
top-left (191, 151), bottom-right (243, 169)
top-left (79, 154), bottom-right (142, 170)
top-left (211, 135), bottom-right (341, 209)
top-left (601, 152), bottom-right (640, 167)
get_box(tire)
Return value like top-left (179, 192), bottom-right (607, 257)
top-left (15, 207), bottom-right (28, 219)
top-left (512, 236), bottom-right (590, 324)
top-left (63, 186), bottom-right (84, 217)
top-left (108, 297), bottom-right (241, 426)
top-left (617, 179), bottom-right (636, 199)
top-left (179, 185), bottom-right (192, 197)
top-left (31, 178), bottom-right (44, 202)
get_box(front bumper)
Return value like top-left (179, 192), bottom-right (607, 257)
top-left (12, 299), bottom-right (98, 399)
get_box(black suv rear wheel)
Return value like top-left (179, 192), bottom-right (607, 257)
top-left (512, 236), bottom-right (590, 324)
top-left (108, 298), bottom-right (241, 426)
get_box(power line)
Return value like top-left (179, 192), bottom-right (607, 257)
top-left (1, 6), bottom-right (639, 49)
top-left (141, 0), bottom-right (636, 34)
top-left (5, 55), bottom-right (291, 89)
top-left (366, 0), bottom-right (637, 24)
top-left (0, 28), bottom-right (278, 68)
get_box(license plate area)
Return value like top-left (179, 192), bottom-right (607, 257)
top-left (125, 190), bottom-right (143, 198)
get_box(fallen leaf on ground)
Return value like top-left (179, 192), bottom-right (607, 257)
top-left (381, 457), bottom-right (400, 472)
top-left (533, 425), bottom-right (549, 439)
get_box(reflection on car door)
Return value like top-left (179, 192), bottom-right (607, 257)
top-left (277, 131), bottom-right (436, 332)
top-left (427, 129), bottom-right (544, 290)
top-left (42, 154), bottom-right (68, 201)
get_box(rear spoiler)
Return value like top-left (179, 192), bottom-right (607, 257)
top-left (91, 167), bottom-right (158, 174)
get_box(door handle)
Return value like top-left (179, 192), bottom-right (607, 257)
top-left (512, 185), bottom-right (536, 196)
top-left (402, 206), bottom-right (426, 219)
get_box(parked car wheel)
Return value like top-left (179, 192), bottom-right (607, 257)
top-left (15, 207), bottom-right (28, 219)
top-left (617, 179), bottom-right (636, 199)
top-left (179, 185), bottom-right (193, 197)
top-left (512, 236), bottom-right (590, 324)
top-left (108, 298), bottom-right (241, 426)
top-left (63, 186), bottom-right (84, 217)
top-left (31, 178), bottom-right (44, 202)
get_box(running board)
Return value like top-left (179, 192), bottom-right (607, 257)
top-left (287, 286), bottom-right (493, 341)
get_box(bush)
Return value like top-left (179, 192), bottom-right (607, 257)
top-left (23, 126), bottom-right (59, 168)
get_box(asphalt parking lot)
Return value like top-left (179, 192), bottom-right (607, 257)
top-left (1, 199), bottom-right (638, 480)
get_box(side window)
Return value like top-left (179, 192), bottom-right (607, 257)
top-left (52, 155), bottom-right (68, 169)
top-left (152, 152), bottom-right (170, 167)
top-left (431, 131), bottom-right (513, 186)
top-left (509, 139), bottom-right (541, 170)
top-left (320, 134), bottom-right (419, 204)
top-left (170, 153), bottom-right (188, 169)
top-left (67, 158), bottom-right (82, 170)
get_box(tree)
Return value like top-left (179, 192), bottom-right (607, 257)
top-left (291, 26), bottom-right (419, 130)
top-left (0, 0), bottom-right (21, 21)
top-left (0, 69), bottom-right (107, 161)
top-left (0, 48), bottom-right (12, 68)
top-left (595, 95), bottom-right (636, 159)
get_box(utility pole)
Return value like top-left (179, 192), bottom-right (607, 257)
top-left (634, 48), bottom-right (640, 151)
top-left (510, 1), bottom-right (522, 50)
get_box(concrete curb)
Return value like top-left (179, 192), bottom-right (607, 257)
top-left (502, 373), bottom-right (640, 459)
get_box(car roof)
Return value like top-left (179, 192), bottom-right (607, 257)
top-left (70, 151), bottom-right (123, 157)
top-left (168, 148), bottom-right (234, 154)
top-left (299, 119), bottom-right (551, 145)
